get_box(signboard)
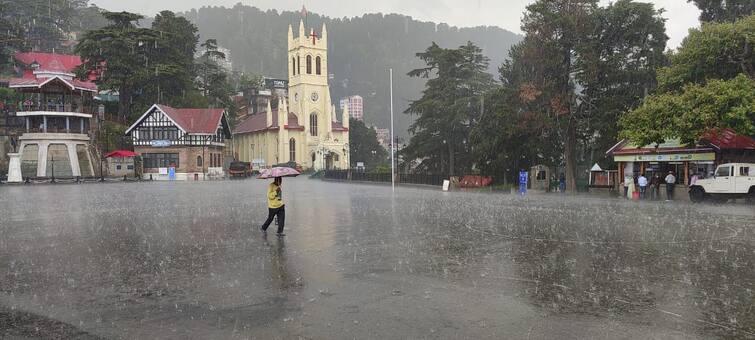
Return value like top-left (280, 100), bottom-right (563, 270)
top-left (158, 167), bottom-right (168, 175)
top-left (614, 153), bottom-right (715, 162)
top-left (442, 180), bottom-right (450, 191)
top-left (151, 140), bottom-right (171, 148)
top-left (265, 79), bottom-right (288, 89)
top-left (518, 170), bottom-right (528, 196)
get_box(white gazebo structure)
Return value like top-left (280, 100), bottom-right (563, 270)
top-left (5, 52), bottom-right (98, 181)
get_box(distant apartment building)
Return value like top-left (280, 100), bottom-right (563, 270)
top-left (374, 127), bottom-right (390, 149)
top-left (339, 95), bottom-right (363, 121)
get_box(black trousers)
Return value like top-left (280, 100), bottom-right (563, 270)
top-left (262, 206), bottom-right (285, 233)
top-left (666, 184), bottom-right (675, 200)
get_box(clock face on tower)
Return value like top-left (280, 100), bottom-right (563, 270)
top-left (311, 92), bottom-right (319, 102)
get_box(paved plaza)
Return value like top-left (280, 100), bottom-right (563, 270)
top-left (0, 179), bottom-right (753, 339)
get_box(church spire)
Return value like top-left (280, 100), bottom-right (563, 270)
top-left (299, 19), bottom-right (305, 39)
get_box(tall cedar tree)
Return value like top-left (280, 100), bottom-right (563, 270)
top-left (403, 42), bottom-right (494, 175)
top-left (75, 11), bottom-right (161, 117)
top-left (518, 0), bottom-right (596, 191)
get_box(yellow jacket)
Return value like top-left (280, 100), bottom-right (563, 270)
top-left (267, 183), bottom-right (283, 209)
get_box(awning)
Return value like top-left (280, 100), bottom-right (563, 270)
top-left (105, 150), bottom-right (139, 158)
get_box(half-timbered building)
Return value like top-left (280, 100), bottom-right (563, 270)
top-left (125, 104), bottom-right (231, 180)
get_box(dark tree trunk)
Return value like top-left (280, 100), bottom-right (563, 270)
top-left (565, 117), bottom-right (577, 192)
top-left (449, 143), bottom-right (455, 176)
top-left (118, 86), bottom-right (131, 118)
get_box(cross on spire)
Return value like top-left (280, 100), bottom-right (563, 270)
top-left (310, 29), bottom-right (318, 45)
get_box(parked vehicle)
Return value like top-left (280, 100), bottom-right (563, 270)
top-left (228, 161), bottom-right (253, 178)
top-left (273, 161), bottom-right (304, 173)
top-left (689, 163), bottom-right (755, 203)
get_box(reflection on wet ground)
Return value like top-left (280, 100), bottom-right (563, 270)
top-left (0, 179), bottom-right (753, 339)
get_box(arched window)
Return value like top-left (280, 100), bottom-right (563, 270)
top-left (197, 155), bottom-right (203, 167)
top-left (306, 55), bottom-right (312, 74)
top-left (309, 113), bottom-right (318, 136)
top-left (289, 138), bottom-right (296, 162)
top-left (292, 57), bottom-right (296, 75)
top-left (316, 56), bottom-right (322, 75)
top-left (297, 56), bottom-right (300, 75)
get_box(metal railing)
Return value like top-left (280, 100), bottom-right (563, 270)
top-left (323, 169), bottom-right (445, 186)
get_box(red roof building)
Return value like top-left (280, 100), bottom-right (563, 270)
top-left (125, 104), bottom-right (232, 181)
top-left (3, 52), bottom-right (100, 180)
top-left (5, 52), bottom-right (97, 92)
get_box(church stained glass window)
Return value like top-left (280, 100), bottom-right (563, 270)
top-left (310, 113), bottom-right (318, 136)
top-left (292, 57), bottom-right (296, 75)
top-left (306, 55), bottom-right (312, 74)
top-left (289, 138), bottom-right (296, 162)
top-left (316, 56), bottom-right (321, 75)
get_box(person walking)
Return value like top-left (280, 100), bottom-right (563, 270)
top-left (637, 173), bottom-right (648, 200)
top-left (650, 173), bottom-right (662, 200)
top-left (559, 173), bottom-right (566, 193)
top-left (260, 177), bottom-right (286, 236)
top-left (665, 171), bottom-right (676, 201)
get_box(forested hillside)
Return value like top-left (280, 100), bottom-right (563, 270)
top-left (176, 4), bottom-right (521, 137)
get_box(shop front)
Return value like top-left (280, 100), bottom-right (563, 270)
top-left (607, 130), bottom-right (755, 189)
top-left (611, 147), bottom-right (716, 187)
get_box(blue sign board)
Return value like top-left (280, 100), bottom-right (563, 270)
top-left (168, 167), bottom-right (176, 181)
top-left (518, 170), bottom-right (528, 196)
top-left (151, 140), bottom-right (171, 147)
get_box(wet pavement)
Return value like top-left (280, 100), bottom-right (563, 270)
top-left (0, 179), bottom-right (754, 339)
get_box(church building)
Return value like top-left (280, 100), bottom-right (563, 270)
top-left (232, 21), bottom-right (349, 171)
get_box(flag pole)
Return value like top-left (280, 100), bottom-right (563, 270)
top-left (390, 68), bottom-right (395, 192)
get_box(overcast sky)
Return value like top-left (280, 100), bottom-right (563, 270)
top-left (90, 0), bottom-right (700, 49)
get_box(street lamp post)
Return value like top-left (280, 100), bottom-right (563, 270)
top-left (389, 68), bottom-right (395, 192)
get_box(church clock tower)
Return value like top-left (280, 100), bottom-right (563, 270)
top-left (284, 20), bottom-right (349, 171)
top-left (288, 21), bottom-right (333, 138)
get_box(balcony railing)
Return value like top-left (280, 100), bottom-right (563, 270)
top-left (17, 102), bottom-right (91, 114)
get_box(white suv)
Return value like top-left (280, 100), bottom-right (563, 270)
top-left (689, 163), bottom-right (755, 203)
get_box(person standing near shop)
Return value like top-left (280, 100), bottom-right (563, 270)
top-left (650, 173), bottom-right (662, 200)
top-left (665, 171), bottom-right (676, 201)
top-left (623, 173), bottom-right (633, 199)
top-left (637, 173), bottom-right (648, 200)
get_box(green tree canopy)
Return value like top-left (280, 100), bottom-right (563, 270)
top-left (688, 0), bottom-right (755, 23)
top-left (75, 11), bottom-right (161, 117)
top-left (2, 0), bottom-right (88, 52)
top-left (659, 14), bottom-right (755, 91)
top-left (0, 1), bottom-right (24, 75)
top-left (471, 0), bottom-right (667, 182)
top-left (403, 41), bottom-right (494, 175)
top-left (348, 118), bottom-right (388, 169)
top-left (621, 74), bottom-right (755, 146)
top-left (621, 14), bottom-right (755, 147)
